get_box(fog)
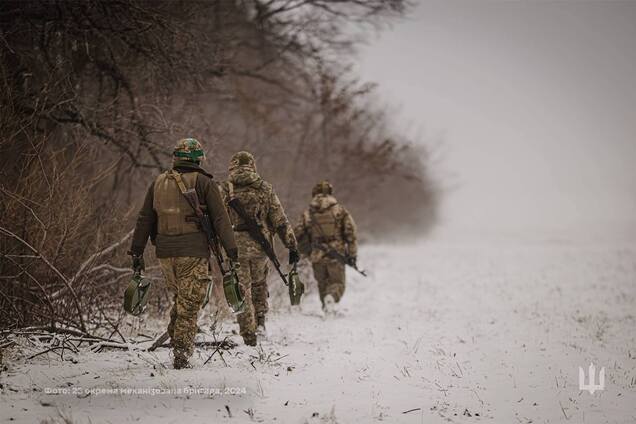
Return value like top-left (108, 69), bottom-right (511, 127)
top-left (355, 0), bottom-right (636, 241)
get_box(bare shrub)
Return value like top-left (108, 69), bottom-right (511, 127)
top-left (0, 0), bottom-right (437, 330)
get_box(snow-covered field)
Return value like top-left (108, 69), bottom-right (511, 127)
top-left (1, 241), bottom-right (635, 423)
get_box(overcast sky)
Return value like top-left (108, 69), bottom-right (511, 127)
top-left (355, 0), bottom-right (636, 241)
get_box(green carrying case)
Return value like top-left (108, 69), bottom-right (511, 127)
top-left (123, 273), bottom-right (153, 316)
top-left (223, 267), bottom-right (244, 313)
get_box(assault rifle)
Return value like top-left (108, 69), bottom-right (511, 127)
top-left (307, 209), bottom-right (366, 277)
top-left (171, 171), bottom-right (244, 312)
top-left (170, 171), bottom-right (227, 274)
top-left (227, 197), bottom-right (290, 286)
top-left (316, 243), bottom-right (367, 277)
top-left (182, 190), bottom-right (226, 273)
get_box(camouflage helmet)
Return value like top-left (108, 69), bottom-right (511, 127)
top-left (312, 180), bottom-right (333, 196)
top-left (173, 138), bottom-right (205, 163)
top-left (229, 151), bottom-right (257, 171)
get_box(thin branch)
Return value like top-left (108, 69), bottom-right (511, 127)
top-left (69, 229), bottom-right (133, 287)
top-left (0, 226), bottom-right (86, 332)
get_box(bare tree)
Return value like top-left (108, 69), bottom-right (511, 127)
top-left (0, 0), bottom-right (436, 331)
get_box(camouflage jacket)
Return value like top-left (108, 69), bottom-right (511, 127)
top-left (220, 165), bottom-right (297, 253)
top-left (295, 194), bottom-right (357, 263)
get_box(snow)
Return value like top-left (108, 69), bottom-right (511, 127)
top-left (1, 241), bottom-right (635, 423)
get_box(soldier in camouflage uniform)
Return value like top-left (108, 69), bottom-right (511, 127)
top-left (295, 181), bottom-right (357, 315)
top-left (130, 138), bottom-right (238, 369)
top-left (221, 151), bottom-right (299, 346)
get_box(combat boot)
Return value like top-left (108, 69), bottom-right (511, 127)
top-left (256, 315), bottom-right (267, 338)
top-left (322, 294), bottom-right (336, 316)
top-left (173, 354), bottom-right (191, 370)
top-left (242, 332), bottom-right (257, 346)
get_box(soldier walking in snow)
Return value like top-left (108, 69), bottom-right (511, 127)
top-left (220, 151), bottom-right (299, 346)
top-left (295, 181), bottom-right (358, 315)
top-left (129, 138), bottom-right (238, 369)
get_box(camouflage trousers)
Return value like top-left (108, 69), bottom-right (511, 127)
top-left (234, 236), bottom-right (270, 337)
top-left (236, 254), bottom-right (270, 336)
top-left (312, 258), bottom-right (346, 305)
top-left (159, 257), bottom-right (211, 362)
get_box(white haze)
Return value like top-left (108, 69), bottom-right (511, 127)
top-left (355, 0), bottom-right (636, 242)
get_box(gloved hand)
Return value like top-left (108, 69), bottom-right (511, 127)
top-left (230, 259), bottom-right (241, 271)
top-left (346, 256), bottom-right (357, 267)
top-left (289, 249), bottom-right (300, 265)
top-left (131, 253), bottom-right (145, 273)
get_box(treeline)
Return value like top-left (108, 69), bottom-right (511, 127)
top-left (0, 0), bottom-right (438, 330)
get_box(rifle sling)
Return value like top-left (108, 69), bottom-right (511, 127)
top-left (170, 170), bottom-right (200, 213)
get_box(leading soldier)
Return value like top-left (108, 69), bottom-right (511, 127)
top-left (221, 151), bottom-right (299, 346)
top-left (295, 181), bottom-right (358, 315)
top-left (129, 138), bottom-right (238, 369)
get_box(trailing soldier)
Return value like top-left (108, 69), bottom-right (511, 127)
top-left (295, 181), bottom-right (358, 315)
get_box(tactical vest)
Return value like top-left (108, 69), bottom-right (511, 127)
top-left (153, 171), bottom-right (200, 235)
top-left (309, 206), bottom-right (339, 242)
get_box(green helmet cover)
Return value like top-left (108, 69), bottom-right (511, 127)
top-left (173, 138), bottom-right (205, 162)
